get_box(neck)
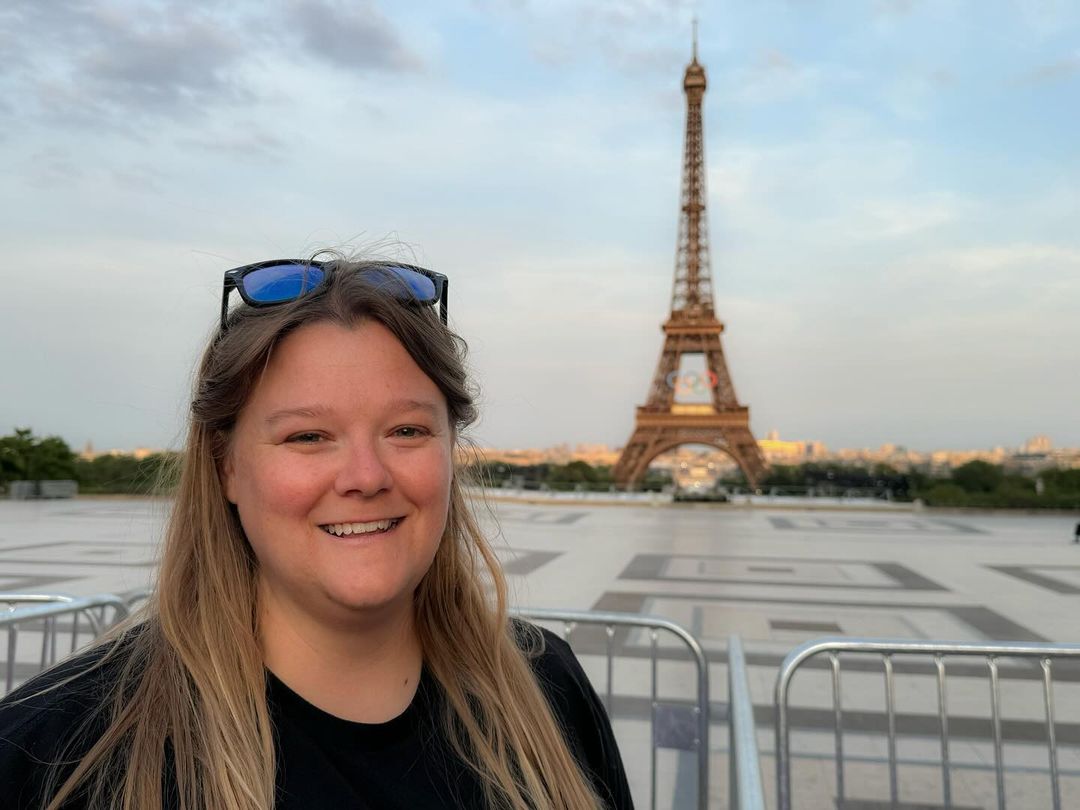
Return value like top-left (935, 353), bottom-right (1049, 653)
top-left (258, 584), bottom-right (423, 723)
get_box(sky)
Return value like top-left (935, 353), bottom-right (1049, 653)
top-left (1, 0), bottom-right (1078, 454)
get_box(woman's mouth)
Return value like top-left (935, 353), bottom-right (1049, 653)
top-left (319, 518), bottom-right (402, 537)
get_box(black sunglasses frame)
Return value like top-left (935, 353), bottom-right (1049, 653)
top-left (220, 259), bottom-right (449, 331)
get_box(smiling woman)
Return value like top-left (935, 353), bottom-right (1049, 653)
top-left (0, 257), bottom-right (632, 809)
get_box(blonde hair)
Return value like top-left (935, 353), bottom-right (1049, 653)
top-left (43, 260), bottom-right (602, 809)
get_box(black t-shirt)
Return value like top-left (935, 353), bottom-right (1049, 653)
top-left (0, 625), bottom-right (633, 809)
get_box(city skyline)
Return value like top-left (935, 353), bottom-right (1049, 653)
top-left (2, 2), bottom-right (1078, 453)
top-left (74, 430), bottom-right (1076, 463)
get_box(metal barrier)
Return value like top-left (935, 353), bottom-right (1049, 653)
top-left (728, 635), bottom-right (766, 810)
top-left (122, 587), bottom-right (153, 610)
top-left (513, 607), bottom-right (710, 810)
top-left (1, 596), bottom-right (709, 808)
top-left (775, 636), bottom-right (1080, 810)
top-left (2, 593), bottom-right (78, 609)
top-left (1, 594), bottom-right (130, 694)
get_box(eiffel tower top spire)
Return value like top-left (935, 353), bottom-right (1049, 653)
top-left (671, 22), bottom-right (713, 324)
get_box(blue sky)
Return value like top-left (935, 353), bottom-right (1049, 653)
top-left (1, 0), bottom-right (1077, 453)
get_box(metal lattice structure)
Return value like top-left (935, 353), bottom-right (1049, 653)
top-left (613, 33), bottom-right (766, 487)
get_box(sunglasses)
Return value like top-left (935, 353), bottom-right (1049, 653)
top-left (220, 259), bottom-right (449, 331)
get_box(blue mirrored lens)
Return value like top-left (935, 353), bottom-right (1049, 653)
top-left (364, 267), bottom-right (437, 304)
top-left (241, 264), bottom-right (325, 303)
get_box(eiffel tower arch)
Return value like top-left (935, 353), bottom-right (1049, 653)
top-left (613, 31), bottom-right (767, 488)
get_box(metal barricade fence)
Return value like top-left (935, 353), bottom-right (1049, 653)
top-left (123, 587), bottom-right (153, 610)
top-left (727, 635), bottom-right (766, 810)
top-left (513, 607), bottom-right (710, 810)
top-left (1, 593), bottom-right (130, 695)
top-left (0, 595), bottom-right (710, 808)
top-left (775, 636), bottom-right (1080, 810)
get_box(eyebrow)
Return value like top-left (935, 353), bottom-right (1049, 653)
top-left (385, 398), bottom-right (443, 419)
top-left (263, 399), bottom-right (442, 426)
top-left (264, 404), bottom-right (333, 426)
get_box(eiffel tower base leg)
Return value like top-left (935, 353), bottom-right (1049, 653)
top-left (613, 422), bottom-right (767, 489)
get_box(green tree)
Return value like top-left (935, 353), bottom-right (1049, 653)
top-left (0, 428), bottom-right (36, 483)
top-left (951, 461), bottom-right (1004, 493)
top-left (1041, 468), bottom-right (1080, 495)
top-left (0, 428), bottom-right (77, 485)
top-left (31, 436), bottom-right (78, 479)
top-left (922, 482), bottom-right (968, 506)
top-left (74, 452), bottom-right (179, 495)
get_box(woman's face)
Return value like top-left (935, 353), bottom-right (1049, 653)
top-left (222, 319), bottom-right (453, 626)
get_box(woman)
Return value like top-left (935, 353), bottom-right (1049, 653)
top-left (0, 257), bottom-right (632, 809)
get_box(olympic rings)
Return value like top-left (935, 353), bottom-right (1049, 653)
top-left (664, 370), bottom-right (718, 395)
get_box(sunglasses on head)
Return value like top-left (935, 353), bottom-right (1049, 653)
top-left (220, 259), bottom-right (449, 331)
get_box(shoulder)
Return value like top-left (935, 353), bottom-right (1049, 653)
top-left (511, 619), bottom-right (634, 809)
top-left (0, 626), bottom-right (146, 808)
top-left (0, 639), bottom-right (119, 737)
top-left (512, 620), bottom-right (594, 710)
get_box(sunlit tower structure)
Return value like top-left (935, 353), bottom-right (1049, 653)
top-left (612, 30), bottom-right (767, 488)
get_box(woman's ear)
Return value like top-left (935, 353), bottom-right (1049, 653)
top-left (220, 454), bottom-right (238, 505)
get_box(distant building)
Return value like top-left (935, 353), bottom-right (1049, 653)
top-left (77, 444), bottom-right (164, 462)
top-left (468, 434), bottom-right (1080, 477)
top-left (1023, 435), bottom-right (1053, 454)
top-left (758, 430), bottom-right (815, 464)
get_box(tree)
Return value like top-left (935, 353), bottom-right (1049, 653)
top-left (74, 452), bottom-right (179, 494)
top-left (951, 461), bottom-right (1004, 493)
top-left (0, 428), bottom-right (36, 483)
top-left (0, 428), bottom-right (77, 485)
top-left (922, 482), bottom-right (968, 506)
top-left (1042, 468), bottom-right (1080, 495)
top-left (31, 436), bottom-right (78, 480)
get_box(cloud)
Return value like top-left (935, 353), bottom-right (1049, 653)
top-left (78, 9), bottom-right (246, 112)
top-left (286, 0), bottom-right (423, 73)
top-left (874, 0), bottom-right (918, 16)
top-left (721, 48), bottom-right (823, 105)
top-left (0, 1), bottom-right (251, 129)
top-left (929, 68), bottom-right (954, 87)
top-left (23, 147), bottom-right (85, 188)
top-left (180, 132), bottom-right (290, 160)
top-left (892, 243), bottom-right (1080, 286)
top-left (0, 0), bottom-right (421, 133)
top-left (1018, 54), bottom-right (1080, 85)
top-left (481, 0), bottom-right (693, 75)
top-left (832, 193), bottom-right (963, 240)
top-left (1015, 0), bottom-right (1075, 39)
top-left (110, 165), bottom-right (165, 194)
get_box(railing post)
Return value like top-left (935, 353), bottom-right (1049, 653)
top-left (728, 635), bottom-right (766, 810)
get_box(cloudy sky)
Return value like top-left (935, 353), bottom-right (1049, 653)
top-left (2, 0), bottom-right (1077, 454)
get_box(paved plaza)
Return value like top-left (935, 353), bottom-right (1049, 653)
top-left (2, 497), bottom-right (1079, 808)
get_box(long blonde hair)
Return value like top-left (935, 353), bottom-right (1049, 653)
top-left (44, 260), bottom-right (602, 809)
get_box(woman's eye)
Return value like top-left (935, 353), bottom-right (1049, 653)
top-left (394, 426), bottom-right (429, 439)
top-left (286, 432), bottom-right (324, 444)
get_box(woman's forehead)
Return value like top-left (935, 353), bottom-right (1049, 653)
top-left (246, 321), bottom-right (447, 417)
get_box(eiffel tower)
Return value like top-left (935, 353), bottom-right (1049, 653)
top-left (613, 31), bottom-right (767, 488)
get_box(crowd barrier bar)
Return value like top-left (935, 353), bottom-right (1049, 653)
top-left (727, 635), bottom-right (766, 810)
top-left (774, 636), bottom-right (1080, 810)
top-left (2, 593), bottom-right (79, 607)
top-left (123, 588), bottom-right (152, 609)
top-left (513, 607), bottom-right (710, 810)
top-left (0, 594), bottom-right (130, 694)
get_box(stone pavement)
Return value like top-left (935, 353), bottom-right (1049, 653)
top-left (2, 497), bottom-right (1079, 809)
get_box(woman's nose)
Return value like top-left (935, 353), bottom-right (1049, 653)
top-left (334, 439), bottom-right (393, 497)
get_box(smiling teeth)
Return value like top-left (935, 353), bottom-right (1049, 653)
top-left (322, 519), bottom-right (397, 537)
